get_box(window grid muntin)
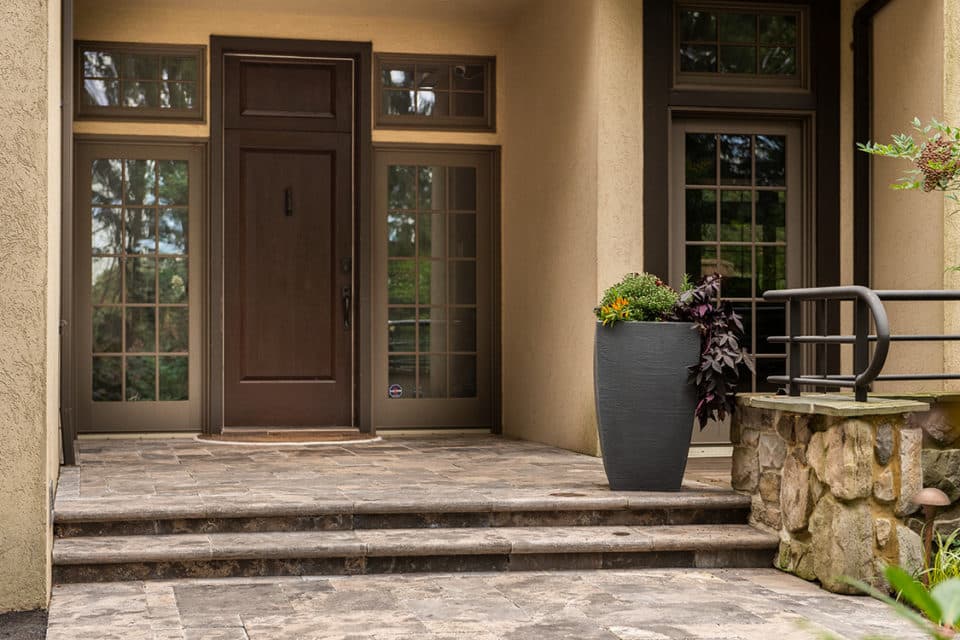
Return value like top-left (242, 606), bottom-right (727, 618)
top-left (386, 164), bottom-right (479, 398)
top-left (683, 131), bottom-right (787, 392)
top-left (90, 157), bottom-right (190, 403)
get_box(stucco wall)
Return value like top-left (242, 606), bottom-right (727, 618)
top-left (943, 0), bottom-right (960, 382)
top-left (872, 0), bottom-right (945, 389)
top-left (0, 0), bottom-right (60, 612)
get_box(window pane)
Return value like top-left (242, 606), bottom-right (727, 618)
top-left (388, 307), bottom-right (416, 353)
top-left (756, 302), bottom-right (786, 354)
top-left (719, 13), bottom-right (756, 43)
top-left (450, 167), bottom-right (477, 210)
top-left (452, 64), bottom-right (485, 90)
top-left (756, 191), bottom-right (786, 242)
top-left (719, 45), bottom-right (756, 74)
top-left (92, 306), bottom-right (122, 353)
top-left (125, 160), bottom-right (157, 205)
top-left (755, 135), bottom-right (786, 186)
top-left (419, 306), bottom-right (446, 353)
top-left (418, 260), bottom-right (446, 305)
top-left (159, 307), bottom-right (188, 352)
top-left (83, 50), bottom-right (118, 78)
top-left (731, 303), bottom-right (753, 353)
top-left (452, 92), bottom-right (484, 118)
top-left (387, 355), bottom-right (416, 398)
top-left (415, 91), bottom-right (448, 116)
top-left (450, 355), bottom-right (477, 398)
top-left (125, 207), bottom-right (156, 254)
top-left (92, 257), bottom-right (122, 304)
top-left (419, 354), bottom-right (447, 397)
top-left (159, 208), bottom-right (188, 254)
top-left (92, 159), bottom-right (122, 205)
top-left (92, 207), bottom-right (122, 255)
top-left (160, 56), bottom-right (197, 82)
top-left (388, 260), bottom-right (416, 305)
top-left (719, 245), bottom-right (751, 298)
top-left (418, 166), bottom-right (445, 210)
top-left (387, 166), bottom-right (416, 209)
top-left (685, 133), bottom-right (716, 185)
top-left (126, 257), bottom-right (156, 303)
top-left (161, 82), bottom-right (196, 109)
top-left (92, 356), bottom-right (122, 402)
top-left (123, 81), bottom-right (160, 108)
top-left (450, 307), bottom-right (477, 352)
top-left (417, 65), bottom-right (449, 90)
top-left (419, 213), bottom-right (444, 259)
top-left (387, 213), bottom-right (416, 257)
top-left (159, 356), bottom-right (188, 401)
top-left (383, 90), bottom-right (415, 115)
top-left (756, 246), bottom-right (786, 295)
top-left (679, 45), bottom-right (717, 72)
top-left (449, 261), bottom-right (476, 305)
top-left (126, 356), bottom-right (156, 401)
top-left (122, 54), bottom-right (158, 80)
top-left (82, 79), bottom-right (120, 106)
top-left (680, 10), bottom-right (717, 40)
top-left (757, 357), bottom-right (785, 393)
top-left (382, 66), bottom-right (415, 88)
top-left (158, 160), bottom-right (189, 205)
top-left (760, 47), bottom-right (796, 75)
top-left (125, 307), bottom-right (156, 353)
top-left (686, 244), bottom-right (718, 280)
top-left (685, 189), bottom-right (717, 242)
top-left (720, 191), bottom-right (752, 242)
top-left (720, 135), bottom-right (752, 185)
top-left (760, 15), bottom-right (797, 45)
top-left (448, 214), bottom-right (476, 258)
top-left (158, 257), bottom-right (188, 303)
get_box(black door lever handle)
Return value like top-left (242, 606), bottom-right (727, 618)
top-left (284, 187), bottom-right (293, 217)
top-left (342, 287), bottom-right (351, 330)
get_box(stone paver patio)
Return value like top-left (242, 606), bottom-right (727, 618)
top-left (46, 568), bottom-right (924, 639)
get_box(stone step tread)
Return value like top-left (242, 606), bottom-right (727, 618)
top-left (53, 524), bottom-right (777, 565)
top-left (54, 490), bottom-right (750, 523)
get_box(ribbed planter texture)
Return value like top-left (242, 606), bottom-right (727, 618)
top-left (594, 321), bottom-right (700, 491)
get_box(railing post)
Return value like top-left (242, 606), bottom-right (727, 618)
top-left (788, 299), bottom-right (801, 396)
top-left (854, 297), bottom-right (870, 401)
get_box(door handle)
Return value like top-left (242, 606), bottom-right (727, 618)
top-left (342, 287), bottom-right (351, 330)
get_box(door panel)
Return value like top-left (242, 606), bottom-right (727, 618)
top-left (373, 149), bottom-right (496, 428)
top-left (224, 131), bottom-right (352, 426)
top-left (671, 120), bottom-right (804, 445)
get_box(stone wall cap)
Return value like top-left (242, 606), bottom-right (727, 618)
top-left (739, 393), bottom-right (930, 417)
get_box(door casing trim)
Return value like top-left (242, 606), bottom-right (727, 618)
top-left (209, 36), bottom-right (373, 435)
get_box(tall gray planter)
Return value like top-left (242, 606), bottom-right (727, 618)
top-left (594, 321), bottom-right (700, 491)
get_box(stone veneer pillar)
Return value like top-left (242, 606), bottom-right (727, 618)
top-left (731, 395), bottom-right (930, 594)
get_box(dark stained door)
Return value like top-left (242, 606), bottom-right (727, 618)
top-left (223, 54), bottom-right (355, 427)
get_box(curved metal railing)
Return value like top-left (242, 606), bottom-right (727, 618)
top-left (760, 287), bottom-right (960, 401)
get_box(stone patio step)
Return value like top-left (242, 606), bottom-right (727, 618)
top-left (54, 491), bottom-right (752, 537)
top-left (52, 524), bottom-right (778, 582)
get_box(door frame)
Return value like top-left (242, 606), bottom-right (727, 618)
top-left (209, 36), bottom-right (372, 435)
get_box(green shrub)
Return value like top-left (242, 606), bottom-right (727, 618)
top-left (594, 273), bottom-right (680, 325)
top-left (921, 529), bottom-right (960, 589)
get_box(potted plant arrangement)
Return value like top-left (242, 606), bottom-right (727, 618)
top-left (594, 273), bottom-right (753, 491)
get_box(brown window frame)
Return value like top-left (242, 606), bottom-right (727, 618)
top-left (75, 41), bottom-right (206, 123)
top-left (374, 53), bottom-right (496, 132)
top-left (673, 1), bottom-right (809, 92)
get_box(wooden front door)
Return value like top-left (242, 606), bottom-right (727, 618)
top-left (222, 52), bottom-right (356, 427)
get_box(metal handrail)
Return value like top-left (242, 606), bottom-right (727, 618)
top-left (762, 286), bottom-right (891, 401)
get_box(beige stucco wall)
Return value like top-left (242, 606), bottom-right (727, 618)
top-left (872, 0), bottom-right (946, 389)
top-left (0, 0), bottom-right (60, 612)
top-left (943, 0), bottom-right (960, 381)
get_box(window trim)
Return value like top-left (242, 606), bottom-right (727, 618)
top-left (374, 53), bottom-right (496, 132)
top-left (673, 1), bottom-right (809, 92)
top-left (75, 41), bottom-right (206, 123)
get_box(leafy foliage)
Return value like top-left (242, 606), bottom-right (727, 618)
top-left (594, 273), bottom-right (680, 326)
top-left (922, 530), bottom-right (960, 590)
top-left (669, 274), bottom-right (755, 429)
top-left (859, 117), bottom-right (960, 196)
top-left (843, 564), bottom-right (960, 640)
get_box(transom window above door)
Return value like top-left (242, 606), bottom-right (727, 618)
top-left (675, 3), bottom-right (806, 89)
top-left (76, 42), bottom-right (205, 121)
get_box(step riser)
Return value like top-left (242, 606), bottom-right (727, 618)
top-left (55, 507), bottom-right (750, 537)
top-left (53, 548), bottom-right (775, 583)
